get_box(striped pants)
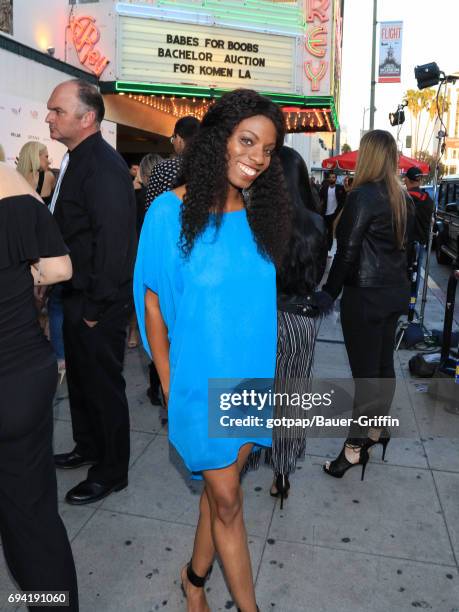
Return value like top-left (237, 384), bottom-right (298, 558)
top-left (265, 309), bottom-right (321, 476)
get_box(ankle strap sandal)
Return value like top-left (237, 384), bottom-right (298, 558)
top-left (186, 561), bottom-right (213, 587)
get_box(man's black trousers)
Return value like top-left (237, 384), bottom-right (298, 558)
top-left (63, 297), bottom-right (132, 484)
top-left (0, 364), bottom-right (78, 611)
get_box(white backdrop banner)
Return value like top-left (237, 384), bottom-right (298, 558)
top-left (0, 93), bottom-right (117, 167)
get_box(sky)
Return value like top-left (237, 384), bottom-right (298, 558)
top-left (339, 0), bottom-right (459, 151)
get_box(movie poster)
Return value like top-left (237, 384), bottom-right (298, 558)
top-left (378, 21), bottom-right (403, 83)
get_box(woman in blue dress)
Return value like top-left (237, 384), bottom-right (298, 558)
top-left (134, 89), bottom-right (291, 612)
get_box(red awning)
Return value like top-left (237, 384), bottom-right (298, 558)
top-left (322, 150), bottom-right (430, 174)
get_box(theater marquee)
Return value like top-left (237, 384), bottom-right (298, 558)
top-left (118, 17), bottom-right (296, 94)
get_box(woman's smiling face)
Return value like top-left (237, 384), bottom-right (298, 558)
top-left (226, 115), bottom-right (277, 190)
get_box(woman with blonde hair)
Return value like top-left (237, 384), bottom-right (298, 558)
top-left (17, 141), bottom-right (56, 206)
top-left (322, 129), bottom-right (413, 479)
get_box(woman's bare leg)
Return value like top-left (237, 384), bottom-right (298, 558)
top-left (182, 444), bottom-right (256, 611)
top-left (205, 444), bottom-right (257, 611)
top-left (181, 488), bottom-right (213, 612)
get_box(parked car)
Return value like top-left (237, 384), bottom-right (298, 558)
top-left (421, 184), bottom-right (437, 202)
top-left (435, 175), bottom-right (459, 265)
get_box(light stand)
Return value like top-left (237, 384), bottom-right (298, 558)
top-left (389, 100), bottom-right (408, 157)
top-left (396, 64), bottom-right (457, 350)
top-left (417, 89), bottom-right (446, 332)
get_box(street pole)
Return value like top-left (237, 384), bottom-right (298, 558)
top-left (362, 107), bottom-right (369, 132)
top-left (369, 0), bottom-right (378, 129)
top-left (418, 85), bottom-right (447, 331)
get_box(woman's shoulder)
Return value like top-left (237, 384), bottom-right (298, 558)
top-left (351, 181), bottom-right (380, 194)
top-left (0, 195), bottom-right (50, 237)
top-left (143, 190), bottom-right (181, 228)
top-left (152, 189), bottom-right (181, 211)
top-left (0, 162), bottom-right (40, 200)
top-left (348, 181), bottom-right (388, 204)
top-left (0, 194), bottom-right (55, 268)
top-left (44, 169), bottom-right (56, 184)
top-left (0, 192), bottom-right (43, 210)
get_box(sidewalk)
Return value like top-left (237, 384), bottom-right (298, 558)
top-left (1, 283), bottom-right (458, 612)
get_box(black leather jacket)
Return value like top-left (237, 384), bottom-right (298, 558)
top-left (323, 181), bottom-right (413, 300)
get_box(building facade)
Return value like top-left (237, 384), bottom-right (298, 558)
top-left (2, 0), bottom-right (343, 167)
top-left (444, 85), bottom-right (459, 176)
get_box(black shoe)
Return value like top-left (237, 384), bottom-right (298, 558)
top-left (270, 473), bottom-right (290, 510)
top-left (363, 427), bottom-right (391, 461)
top-left (65, 478), bottom-right (128, 505)
top-left (323, 443), bottom-right (369, 481)
top-left (54, 450), bottom-right (98, 470)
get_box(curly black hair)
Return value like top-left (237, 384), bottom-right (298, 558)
top-left (178, 89), bottom-right (292, 267)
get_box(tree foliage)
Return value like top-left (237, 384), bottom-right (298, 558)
top-left (404, 88), bottom-right (450, 154)
top-left (414, 150), bottom-right (446, 184)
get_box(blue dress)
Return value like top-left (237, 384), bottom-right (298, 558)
top-left (134, 192), bottom-right (275, 478)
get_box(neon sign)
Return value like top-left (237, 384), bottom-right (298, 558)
top-left (306, 0), bottom-right (330, 23)
top-left (304, 0), bottom-right (330, 92)
top-left (305, 25), bottom-right (327, 58)
top-left (69, 16), bottom-right (110, 77)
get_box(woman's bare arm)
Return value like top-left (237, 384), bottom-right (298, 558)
top-left (41, 170), bottom-right (56, 197)
top-left (145, 289), bottom-right (170, 404)
top-left (30, 255), bottom-right (72, 286)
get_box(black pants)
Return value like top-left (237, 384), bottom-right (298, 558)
top-left (340, 286), bottom-right (409, 439)
top-left (324, 213), bottom-right (337, 251)
top-left (63, 297), bottom-right (132, 484)
top-left (0, 363), bottom-right (78, 611)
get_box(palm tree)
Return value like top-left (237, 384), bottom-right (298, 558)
top-left (404, 88), bottom-right (450, 155)
top-left (405, 89), bottom-right (423, 153)
top-left (417, 89), bottom-right (436, 152)
top-left (419, 91), bottom-right (450, 153)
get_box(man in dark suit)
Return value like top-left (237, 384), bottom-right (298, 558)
top-left (47, 79), bottom-right (136, 504)
top-left (319, 172), bottom-right (346, 251)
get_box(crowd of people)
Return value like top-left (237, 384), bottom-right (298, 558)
top-left (0, 77), bottom-right (435, 612)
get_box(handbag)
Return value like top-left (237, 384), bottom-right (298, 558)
top-left (277, 290), bottom-right (333, 318)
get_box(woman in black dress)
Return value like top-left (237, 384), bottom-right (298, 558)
top-left (0, 163), bottom-right (78, 611)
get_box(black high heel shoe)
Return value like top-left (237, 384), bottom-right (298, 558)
top-left (323, 443), bottom-right (369, 481)
top-left (270, 473), bottom-right (290, 510)
top-left (180, 560), bottom-right (213, 599)
top-left (364, 427), bottom-right (391, 461)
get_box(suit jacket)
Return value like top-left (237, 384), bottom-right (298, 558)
top-left (319, 181), bottom-right (346, 217)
